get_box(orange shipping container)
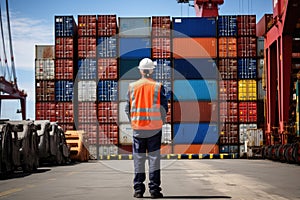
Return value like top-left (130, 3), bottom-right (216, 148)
top-left (173, 144), bottom-right (219, 154)
top-left (173, 38), bottom-right (217, 58)
top-left (218, 37), bottom-right (237, 58)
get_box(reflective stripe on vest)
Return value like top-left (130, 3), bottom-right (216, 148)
top-left (129, 79), bottom-right (163, 130)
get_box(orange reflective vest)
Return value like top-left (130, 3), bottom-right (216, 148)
top-left (129, 78), bottom-right (163, 130)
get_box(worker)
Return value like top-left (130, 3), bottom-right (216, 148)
top-left (125, 58), bottom-right (168, 199)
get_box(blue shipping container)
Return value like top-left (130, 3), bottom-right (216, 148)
top-left (174, 59), bottom-right (217, 79)
top-left (172, 17), bottom-right (217, 37)
top-left (219, 145), bottom-right (239, 153)
top-left (55, 16), bottom-right (77, 37)
top-left (55, 81), bottom-right (73, 101)
top-left (119, 38), bottom-right (151, 59)
top-left (97, 37), bottom-right (117, 58)
top-left (98, 80), bottom-right (118, 101)
top-left (153, 59), bottom-right (172, 80)
top-left (173, 123), bottom-right (219, 144)
top-left (238, 58), bottom-right (257, 79)
top-left (173, 80), bottom-right (217, 101)
top-left (218, 15), bottom-right (237, 36)
top-left (77, 59), bottom-right (97, 80)
top-left (119, 59), bottom-right (140, 80)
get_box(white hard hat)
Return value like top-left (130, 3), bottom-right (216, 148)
top-left (138, 58), bottom-right (156, 70)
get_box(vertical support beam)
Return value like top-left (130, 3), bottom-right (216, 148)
top-left (20, 98), bottom-right (26, 120)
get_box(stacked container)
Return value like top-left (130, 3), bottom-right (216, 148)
top-left (217, 16), bottom-right (239, 154)
top-left (35, 45), bottom-right (56, 122)
top-left (54, 16), bottom-right (77, 131)
top-left (172, 17), bottom-right (219, 154)
top-left (97, 15), bottom-right (119, 157)
top-left (76, 15), bottom-right (98, 156)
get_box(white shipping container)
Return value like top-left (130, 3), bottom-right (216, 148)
top-left (78, 80), bottom-right (97, 101)
top-left (35, 45), bottom-right (54, 59)
top-left (119, 17), bottom-right (151, 37)
top-left (99, 145), bottom-right (118, 156)
top-left (162, 124), bottom-right (172, 144)
top-left (35, 59), bottom-right (55, 80)
top-left (119, 80), bottom-right (135, 101)
top-left (119, 101), bottom-right (130, 123)
top-left (239, 124), bottom-right (257, 143)
top-left (246, 129), bottom-right (263, 147)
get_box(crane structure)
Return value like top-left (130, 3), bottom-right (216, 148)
top-left (0, 0), bottom-right (27, 120)
top-left (177, 0), bottom-right (224, 17)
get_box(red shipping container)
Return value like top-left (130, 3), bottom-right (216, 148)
top-left (256, 14), bottom-right (273, 37)
top-left (218, 59), bottom-right (237, 79)
top-left (239, 102), bottom-right (257, 122)
top-left (78, 123), bottom-right (98, 145)
top-left (173, 101), bottom-right (218, 122)
top-left (56, 102), bottom-right (74, 123)
top-left (237, 15), bottom-right (256, 36)
top-left (36, 102), bottom-right (56, 121)
top-left (99, 124), bottom-right (118, 145)
top-left (98, 58), bottom-right (118, 79)
top-left (78, 15), bottom-right (97, 37)
top-left (36, 80), bottom-right (55, 101)
top-left (78, 37), bottom-right (97, 58)
top-left (219, 123), bottom-right (239, 144)
top-left (55, 37), bottom-right (74, 58)
top-left (152, 16), bottom-right (171, 37)
top-left (237, 37), bottom-right (257, 57)
top-left (78, 102), bottom-right (97, 123)
top-left (218, 37), bottom-right (237, 58)
top-left (97, 15), bottom-right (117, 36)
top-left (98, 102), bottom-right (118, 123)
top-left (152, 38), bottom-right (171, 59)
top-left (166, 102), bottom-right (171, 123)
top-left (55, 59), bottom-right (74, 80)
top-left (220, 102), bottom-right (238, 123)
top-left (219, 80), bottom-right (238, 101)
top-left (58, 123), bottom-right (74, 132)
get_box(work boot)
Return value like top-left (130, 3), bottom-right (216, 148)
top-left (150, 192), bottom-right (163, 199)
top-left (133, 192), bottom-right (143, 198)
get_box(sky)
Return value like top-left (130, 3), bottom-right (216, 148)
top-left (0, 0), bottom-right (273, 120)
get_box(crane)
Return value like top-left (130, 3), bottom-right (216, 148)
top-left (0, 0), bottom-right (27, 120)
top-left (177, 0), bottom-right (224, 17)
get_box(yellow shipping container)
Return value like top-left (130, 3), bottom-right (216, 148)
top-left (238, 80), bottom-right (257, 100)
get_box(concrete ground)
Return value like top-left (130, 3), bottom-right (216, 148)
top-left (0, 159), bottom-right (299, 200)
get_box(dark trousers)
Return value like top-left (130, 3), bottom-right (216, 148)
top-left (133, 130), bottom-right (162, 194)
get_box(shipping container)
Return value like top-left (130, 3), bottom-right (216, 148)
top-left (36, 80), bottom-right (55, 101)
top-left (218, 37), bottom-right (237, 58)
top-left (55, 37), bottom-right (74, 58)
top-left (173, 38), bottom-right (217, 58)
top-left (237, 15), bottom-right (256, 36)
top-left (98, 15), bottom-right (117, 36)
top-left (55, 59), bottom-right (74, 80)
top-left (55, 16), bottom-right (77, 37)
top-left (246, 128), bottom-right (263, 147)
top-left (118, 145), bottom-right (133, 154)
top-left (238, 80), bottom-right (257, 101)
top-left (78, 15), bottom-right (97, 37)
top-left (55, 80), bottom-right (73, 101)
top-left (152, 38), bottom-right (171, 59)
top-left (78, 102), bottom-right (97, 123)
top-left (219, 123), bottom-right (239, 144)
top-left (257, 37), bottom-right (264, 57)
top-left (257, 59), bottom-right (265, 80)
top-left (77, 58), bottom-right (97, 80)
top-left (157, 80), bottom-right (172, 100)
top-left (238, 58), bottom-right (257, 79)
top-left (56, 102), bottom-right (74, 123)
top-left (35, 45), bottom-right (54, 59)
top-left (98, 80), bottom-right (118, 101)
top-left (119, 17), bottom-right (151, 37)
top-left (99, 145), bottom-right (118, 156)
top-left (152, 59), bottom-right (172, 80)
top-left (219, 102), bottom-right (238, 123)
top-left (78, 123), bottom-right (98, 144)
top-left (218, 58), bottom-right (238, 79)
top-left (97, 37), bottom-right (117, 58)
top-left (173, 123), bottom-right (219, 144)
top-left (98, 102), bottom-right (118, 123)
top-left (173, 144), bottom-right (219, 154)
top-left (78, 80), bottom-right (97, 102)
top-left (239, 102), bottom-right (257, 123)
top-left (239, 123), bottom-right (258, 143)
top-left (219, 145), bottom-right (238, 153)
top-left (98, 58), bottom-right (118, 80)
top-left (78, 37), bottom-right (97, 58)
top-left (152, 16), bottom-right (171, 37)
top-left (173, 101), bottom-right (218, 122)
top-left (217, 15), bottom-right (237, 36)
top-left (119, 58), bottom-right (140, 79)
top-left (174, 58), bottom-right (217, 79)
top-left (173, 80), bottom-right (217, 101)
top-left (161, 145), bottom-right (172, 155)
top-left (99, 124), bottom-right (118, 145)
top-left (219, 80), bottom-right (238, 101)
top-left (119, 37), bottom-right (151, 59)
top-left (256, 14), bottom-right (273, 37)
top-left (237, 37), bottom-right (257, 57)
top-left (257, 79), bottom-right (266, 100)
top-left (35, 59), bottom-right (55, 80)
top-left (36, 102), bottom-right (56, 121)
top-left (119, 101), bottom-right (131, 123)
top-left (172, 17), bottom-right (217, 37)
top-left (58, 123), bottom-right (74, 132)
